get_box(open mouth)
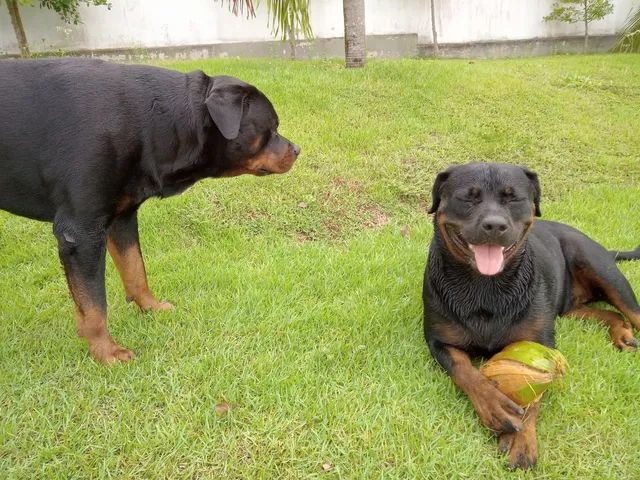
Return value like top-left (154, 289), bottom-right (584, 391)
top-left (255, 168), bottom-right (272, 176)
top-left (446, 225), bottom-right (519, 276)
top-left (468, 243), bottom-right (517, 276)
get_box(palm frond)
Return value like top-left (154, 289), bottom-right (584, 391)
top-left (612, 7), bottom-right (640, 52)
top-left (265, 0), bottom-right (313, 41)
top-left (215, 0), bottom-right (256, 19)
top-left (214, 0), bottom-right (312, 41)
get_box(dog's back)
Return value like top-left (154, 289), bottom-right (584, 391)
top-left (0, 59), bottom-right (205, 221)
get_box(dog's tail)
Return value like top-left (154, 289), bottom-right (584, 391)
top-left (611, 246), bottom-right (640, 262)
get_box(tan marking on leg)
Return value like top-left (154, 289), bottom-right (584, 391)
top-left (81, 307), bottom-right (135, 364)
top-left (107, 239), bottom-right (173, 312)
top-left (447, 347), bottom-right (524, 433)
top-left (567, 305), bottom-right (637, 351)
top-left (570, 265), bottom-right (640, 332)
top-left (499, 400), bottom-right (539, 470)
top-left (605, 288), bottom-right (640, 331)
top-left (67, 283), bottom-right (134, 364)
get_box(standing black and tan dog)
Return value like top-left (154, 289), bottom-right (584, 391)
top-left (0, 58), bottom-right (300, 364)
top-left (423, 162), bottom-right (640, 469)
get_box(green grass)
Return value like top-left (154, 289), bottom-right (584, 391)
top-left (1, 54), bottom-right (639, 479)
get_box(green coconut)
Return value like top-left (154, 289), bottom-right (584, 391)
top-left (480, 341), bottom-right (568, 407)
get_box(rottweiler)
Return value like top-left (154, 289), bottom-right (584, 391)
top-left (0, 58), bottom-right (300, 364)
top-left (423, 162), bottom-right (640, 469)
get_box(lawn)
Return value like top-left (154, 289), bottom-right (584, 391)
top-left (1, 54), bottom-right (639, 479)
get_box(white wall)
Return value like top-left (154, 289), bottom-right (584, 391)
top-left (419, 0), bottom-right (637, 44)
top-left (0, 0), bottom-right (637, 55)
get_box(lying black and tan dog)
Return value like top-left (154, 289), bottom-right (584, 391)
top-left (0, 58), bottom-right (300, 364)
top-left (423, 162), bottom-right (640, 469)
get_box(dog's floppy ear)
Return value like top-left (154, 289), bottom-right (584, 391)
top-left (205, 76), bottom-right (249, 140)
top-left (428, 168), bottom-right (453, 214)
top-left (523, 168), bottom-right (542, 217)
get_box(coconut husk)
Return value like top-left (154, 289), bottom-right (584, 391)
top-left (480, 341), bottom-right (568, 407)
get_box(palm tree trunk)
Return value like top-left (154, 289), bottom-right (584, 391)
top-left (430, 0), bottom-right (439, 56)
top-left (287, 6), bottom-right (296, 60)
top-left (343, 0), bottom-right (365, 68)
top-left (288, 27), bottom-right (296, 59)
top-left (6, 0), bottom-right (30, 57)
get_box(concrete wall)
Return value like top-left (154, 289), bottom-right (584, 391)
top-left (0, 0), bottom-right (637, 57)
top-left (417, 0), bottom-right (637, 44)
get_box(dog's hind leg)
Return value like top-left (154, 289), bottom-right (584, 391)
top-left (55, 216), bottom-right (134, 364)
top-left (599, 265), bottom-right (640, 331)
top-left (107, 210), bottom-right (173, 312)
top-left (601, 280), bottom-right (640, 333)
top-left (586, 268), bottom-right (640, 332)
top-left (566, 305), bottom-right (637, 351)
top-left (569, 239), bottom-right (640, 333)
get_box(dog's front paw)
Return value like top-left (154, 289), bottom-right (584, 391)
top-left (147, 300), bottom-right (174, 312)
top-left (499, 430), bottom-right (537, 470)
top-left (471, 382), bottom-right (524, 433)
top-left (127, 294), bottom-right (174, 312)
top-left (89, 338), bottom-right (135, 364)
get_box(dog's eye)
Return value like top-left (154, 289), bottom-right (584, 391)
top-left (501, 189), bottom-right (513, 202)
top-left (503, 196), bottom-right (525, 204)
top-left (501, 191), bottom-right (525, 203)
top-left (455, 196), bottom-right (479, 205)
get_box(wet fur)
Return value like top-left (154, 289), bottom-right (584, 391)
top-left (423, 162), bottom-right (640, 469)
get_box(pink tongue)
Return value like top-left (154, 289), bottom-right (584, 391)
top-left (471, 244), bottom-right (505, 275)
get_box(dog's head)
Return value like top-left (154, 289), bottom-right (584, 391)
top-left (205, 75), bottom-right (300, 177)
top-left (428, 162), bottom-right (541, 276)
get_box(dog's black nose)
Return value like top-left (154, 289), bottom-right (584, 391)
top-left (481, 216), bottom-right (509, 233)
top-left (292, 143), bottom-right (301, 156)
